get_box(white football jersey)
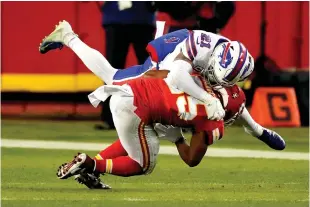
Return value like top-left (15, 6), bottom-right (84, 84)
top-left (158, 30), bottom-right (230, 73)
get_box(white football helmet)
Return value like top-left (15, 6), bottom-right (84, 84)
top-left (201, 41), bottom-right (254, 87)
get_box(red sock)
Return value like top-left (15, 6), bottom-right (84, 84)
top-left (94, 156), bottom-right (143, 177)
top-left (95, 139), bottom-right (127, 160)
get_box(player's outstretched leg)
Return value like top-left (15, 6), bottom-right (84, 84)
top-left (39, 20), bottom-right (117, 85)
top-left (57, 153), bottom-right (143, 178)
top-left (57, 152), bottom-right (111, 189)
top-left (39, 20), bottom-right (74, 54)
top-left (93, 156), bottom-right (143, 177)
top-left (95, 139), bottom-right (128, 159)
top-left (256, 128), bottom-right (286, 150)
top-left (73, 140), bottom-right (128, 189)
top-left (241, 108), bottom-right (286, 150)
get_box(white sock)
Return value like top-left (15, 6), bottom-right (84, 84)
top-left (240, 108), bottom-right (264, 137)
top-left (66, 37), bottom-right (117, 85)
top-left (63, 32), bottom-right (78, 47)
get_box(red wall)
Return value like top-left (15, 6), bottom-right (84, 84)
top-left (1, 1), bottom-right (309, 75)
top-left (219, 1), bottom-right (309, 70)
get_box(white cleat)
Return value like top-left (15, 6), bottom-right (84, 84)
top-left (39, 20), bottom-right (76, 54)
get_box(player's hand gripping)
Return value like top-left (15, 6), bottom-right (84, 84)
top-left (205, 96), bottom-right (225, 121)
top-left (154, 124), bottom-right (184, 143)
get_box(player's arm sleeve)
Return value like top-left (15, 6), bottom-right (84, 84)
top-left (195, 120), bottom-right (224, 146)
top-left (165, 59), bottom-right (213, 103)
top-left (179, 31), bottom-right (199, 63)
top-left (240, 108), bottom-right (264, 137)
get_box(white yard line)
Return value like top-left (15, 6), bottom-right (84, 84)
top-left (1, 139), bottom-right (308, 160)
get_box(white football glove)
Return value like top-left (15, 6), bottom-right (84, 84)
top-left (154, 123), bottom-right (184, 143)
top-left (204, 96), bottom-right (225, 121)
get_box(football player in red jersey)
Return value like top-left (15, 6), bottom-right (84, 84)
top-left (56, 69), bottom-right (285, 189)
top-left (56, 77), bottom-right (246, 189)
top-left (39, 21), bottom-right (284, 153)
top-left (148, 71), bottom-right (286, 152)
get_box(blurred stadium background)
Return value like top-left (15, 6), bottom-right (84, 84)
top-left (1, 1), bottom-right (309, 207)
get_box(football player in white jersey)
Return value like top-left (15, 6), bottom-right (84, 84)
top-left (39, 20), bottom-right (254, 121)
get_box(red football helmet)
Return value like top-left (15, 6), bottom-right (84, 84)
top-left (214, 85), bottom-right (246, 126)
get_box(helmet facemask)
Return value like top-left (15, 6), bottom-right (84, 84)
top-left (201, 55), bottom-right (236, 88)
top-left (201, 59), bottom-right (220, 87)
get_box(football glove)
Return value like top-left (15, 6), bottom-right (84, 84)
top-left (205, 96), bottom-right (225, 121)
top-left (154, 124), bottom-right (184, 143)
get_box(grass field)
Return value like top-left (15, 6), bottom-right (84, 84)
top-left (1, 120), bottom-right (309, 207)
top-left (2, 120), bottom-right (309, 152)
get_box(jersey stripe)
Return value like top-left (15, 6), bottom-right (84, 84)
top-left (189, 31), bottom-right (197, 57)
top-left (146, 44), bottom-right (159, 62)
top-left (185, 38), bottom-right (194, 61)
top-left (138, 121), bottom-right (150, 172)
top-left (212, 128), bottom-right (220, 143)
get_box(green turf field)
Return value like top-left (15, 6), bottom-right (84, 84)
top-left (1, 148), bottom-right (309, 207)
top-left (2, 120), bottom-right (309, 152)
top-left (1, 120), bottom-right (309, 206)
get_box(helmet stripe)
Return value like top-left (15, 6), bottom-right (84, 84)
top-left (240, 55), bottom-right (252, 79)
top-left (225, 42), bottom-right (248, 82)
top-left (221, 42), bottom-right (231, 65)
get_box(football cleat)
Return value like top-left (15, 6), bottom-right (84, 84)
top-left (257, 129), bottom-right (286, 150)
top-left (57, 153), bottom-right (95, 179)
top-left (39, 20), bottom-right (76, 54)
top-left (74, 171), bottom-right (111, 190)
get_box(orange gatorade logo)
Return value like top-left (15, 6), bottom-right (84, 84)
top-left (251, 87), bottom-right (300, 127)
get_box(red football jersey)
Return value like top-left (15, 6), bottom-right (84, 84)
top-left (127, 77), bottom-right (224, 145)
